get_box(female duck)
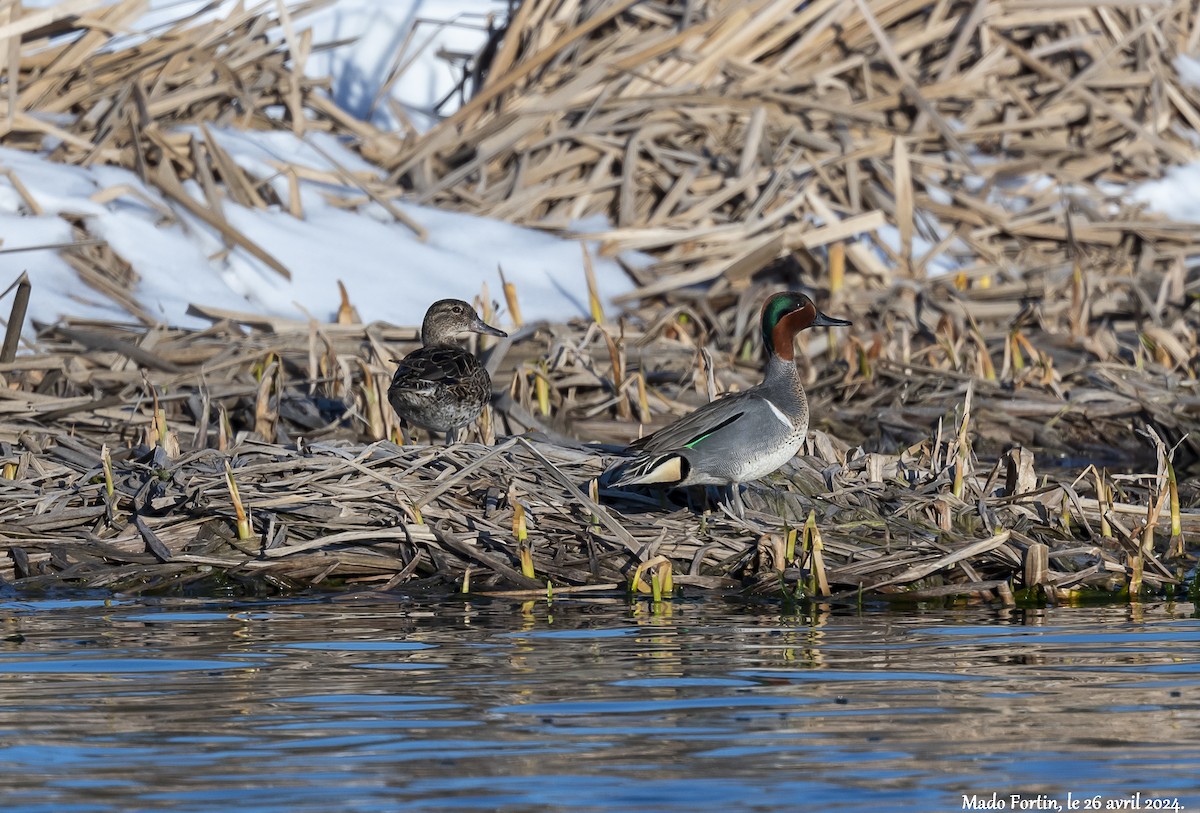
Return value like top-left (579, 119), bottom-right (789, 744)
top-left (388, 299), bottom-right (507, 443)
top-left (605, 291), bottom-right (850, 516)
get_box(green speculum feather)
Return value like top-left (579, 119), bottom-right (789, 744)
top-left (683, 412), bottom-right (743, 448)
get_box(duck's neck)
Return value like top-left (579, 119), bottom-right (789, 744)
top-left (421, 324), bottom-right (460, 347)
top-left (761, 351), bottom-right (808, 420)
top-left (763, 352), bottom-right (802, 386)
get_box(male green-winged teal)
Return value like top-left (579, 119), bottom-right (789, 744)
top-left (388, 299), bottom-right (507, 443)
top-left (605, 291), bottom-right (851, 517)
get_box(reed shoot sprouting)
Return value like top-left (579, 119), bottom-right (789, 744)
top-left (101, 443), bottom-right (114, 500)
top-left (224, 460), bottom-right (252, 541)
top-left (1168, 458), bottom-right (1185, 559)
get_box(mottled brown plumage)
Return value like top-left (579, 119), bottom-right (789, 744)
top-left (388, 299), bottom-right (507, 443)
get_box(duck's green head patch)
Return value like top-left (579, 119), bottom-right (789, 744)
top-left (760, 292), bottom-right (814, 356)
top-left (760, 292), bottom-right (851, 360)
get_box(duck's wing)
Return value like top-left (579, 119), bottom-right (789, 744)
top-left (627, 390), bottom-right (759, 454)
top-left (390, 347), bottom-right (480, 393)
top-left (609, 393), bottom-right (793, 488)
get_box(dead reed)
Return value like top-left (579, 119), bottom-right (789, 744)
top-left (0, 309), bottom-right (1193, 603)
top-left (0, 0), bottom-right (1198, 601)
top-left (392, 0), bottom-right (1200, 306)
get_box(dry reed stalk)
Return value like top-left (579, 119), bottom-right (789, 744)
top-left (361, 0), bottom-right (1200, 321)
top-left (0, 0), bottom-right (1197, 601)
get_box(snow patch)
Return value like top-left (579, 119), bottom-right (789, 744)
top-left (1131, 161), bottom-right (1200, 223)
top-left (0, 133), bottom-right (640, 330)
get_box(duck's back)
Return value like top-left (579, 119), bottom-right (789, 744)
top-left (629, 388), bottom-right (759, 453)
top-left (388, 346), bottom-right (492, 433)
top-left (628, 388), bottom-right (807, 485)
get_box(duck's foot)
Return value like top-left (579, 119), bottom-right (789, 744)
top-left (688, 486), bottom-right (766, 529)
top-left (715, 484), bottom-right (780, 531)
top-left (728, 484), bottom-right (746, 520)
top-left (703, 483), bottom-right (747, 522)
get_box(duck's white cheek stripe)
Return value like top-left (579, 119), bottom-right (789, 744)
top-left (765, 399), bottom-right (791, 428)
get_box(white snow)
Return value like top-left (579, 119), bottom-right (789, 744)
top-left (300, 0), bottom-right (504, 131)
top-left (0, 135), bottom-right (638, 330)
top-left (1175, 55), bottom-right (1200, 91)
top-left (0, 1), bottom-right (642, 334)
top-left (0, 213), bottom-right (117, 320)
top-left (1131, 161), bottom-right (1200, 223)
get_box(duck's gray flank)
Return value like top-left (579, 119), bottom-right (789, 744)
top-left (605, 291), bottom-right (851, 517)
top-left (388, 299), bottom-right (507, 443)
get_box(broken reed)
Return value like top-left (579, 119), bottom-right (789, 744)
top-left (0, 0), bottom-right (1197, 600)
top-left (0, 306), bottom-right (1195, 602)
top-left (5, 0), bottom-right (1200, 341)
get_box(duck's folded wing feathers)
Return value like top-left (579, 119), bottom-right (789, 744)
top-left (390, 348), bottom-right (474, 391)
top-left (628, 391), bottom-right (757, 453)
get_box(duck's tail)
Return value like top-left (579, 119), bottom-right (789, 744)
top-left (605, 452), bottom-right (690, 488)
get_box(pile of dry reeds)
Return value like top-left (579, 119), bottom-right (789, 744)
top-left (1, 0), bottom-right (1198, 599)
top-left (389, 0), bottom-right (1200, 481)
top-left (6, 1), bottom-right (1200, 312)
top-left (0, 0), bottom-right (429, 313)
top-left (0, 313), bottom-right (1194, 602)
top-left (396, 0), bottom-right (1200, 298)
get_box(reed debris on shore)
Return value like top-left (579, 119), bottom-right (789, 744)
top-left (1, 0), bottom-right (1199, 599)
top-left (0, 313), bottom-right (1194, 602)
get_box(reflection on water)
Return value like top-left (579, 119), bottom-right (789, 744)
top-left (0, 595), bottom-right (1198, 812)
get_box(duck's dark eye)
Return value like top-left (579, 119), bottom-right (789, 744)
top-left (452, 305), bottom-right (465, 314)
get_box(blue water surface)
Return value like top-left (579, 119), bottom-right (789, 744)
top-left (0, 595), bottom-right (1198, 812)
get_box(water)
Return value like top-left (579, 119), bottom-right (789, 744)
top-left (1, 594), bottom-right (1198, 812)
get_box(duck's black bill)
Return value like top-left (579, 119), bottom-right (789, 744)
top-left (813, 311), bottom-right (852, 328)
top-left (474, 321), bottom-right (509, 338)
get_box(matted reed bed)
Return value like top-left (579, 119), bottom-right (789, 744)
top-left (0, 308), bottom-right (1195, 602)
top-left (1, 0), bottom-right (1199, 600)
